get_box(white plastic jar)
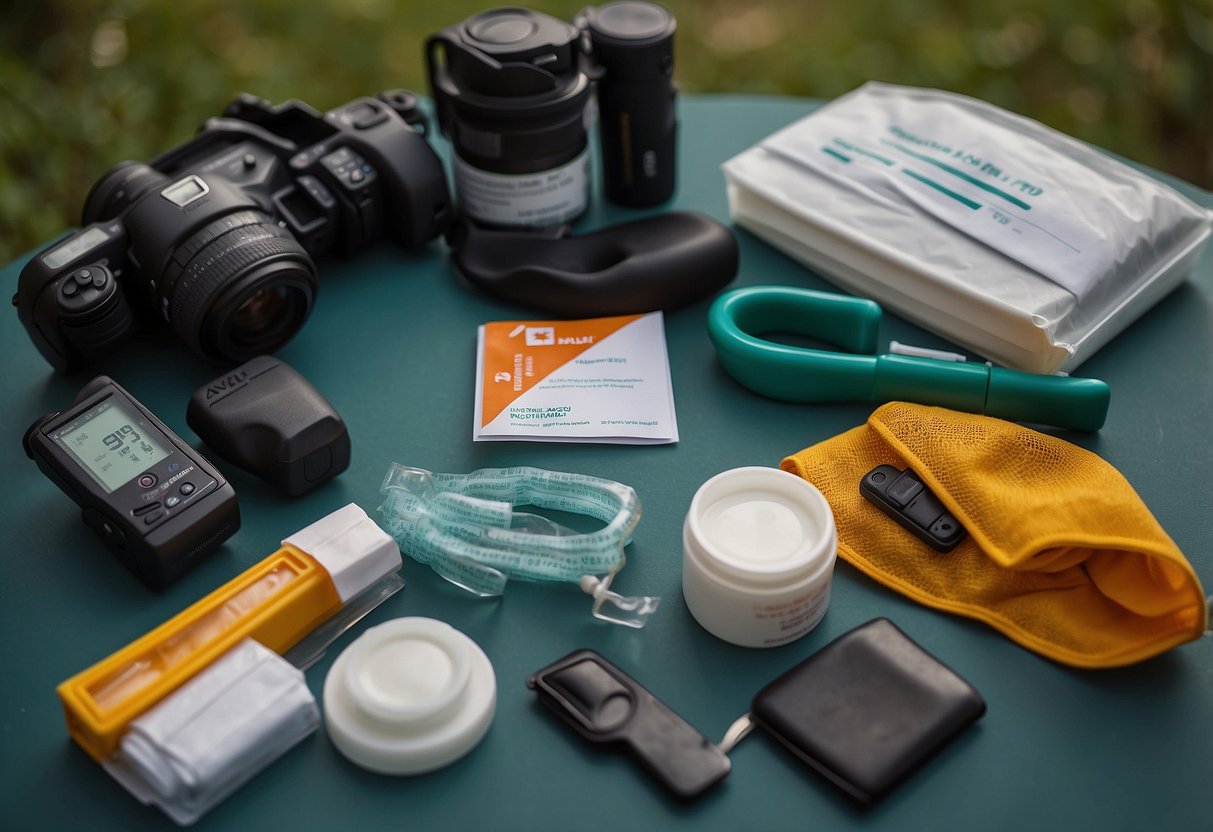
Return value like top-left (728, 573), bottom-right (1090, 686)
top-left (682, 466), bottom-right (837, 648)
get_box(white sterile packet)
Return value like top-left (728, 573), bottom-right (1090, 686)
top-left (104, 638), bottom-right (319, 826)
top-left (723, 82), bottom-right (1213, 374)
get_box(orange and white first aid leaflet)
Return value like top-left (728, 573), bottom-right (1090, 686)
top-left (474, 311), bottom-right (678, 444)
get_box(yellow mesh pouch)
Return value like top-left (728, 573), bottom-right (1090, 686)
top-left (781, 402), bottom-right (1208, 668)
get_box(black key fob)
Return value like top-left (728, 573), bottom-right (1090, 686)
top-left (860, 465), bottom-right (966, 552)
top-left (527, 649), bottom-right (731, 800)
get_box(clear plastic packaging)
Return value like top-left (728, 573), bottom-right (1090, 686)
top-left (723, 82), bottom-right (1213, 374)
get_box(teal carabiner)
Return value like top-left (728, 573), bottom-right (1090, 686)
top-left (707, 286), bottom-right (1110, 431)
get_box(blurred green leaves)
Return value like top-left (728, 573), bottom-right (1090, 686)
top-left (2, 0), bottom-right (1210, 263)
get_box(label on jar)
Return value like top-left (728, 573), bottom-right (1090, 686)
top-left (751, 582), bottom-right (831, 647)
top-left (453, 149), bottom-right (591, 227)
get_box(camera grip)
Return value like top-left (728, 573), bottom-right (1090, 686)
top-left (446, 211), bottom-right (737, 317)
top-left (325, 96), bottom-right (452, 250)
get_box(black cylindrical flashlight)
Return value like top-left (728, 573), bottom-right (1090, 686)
top-left (578, 2), bottom-right (677, 207)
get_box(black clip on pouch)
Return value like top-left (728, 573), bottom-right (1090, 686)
top-left (750, 618), bottom-right (986, 804)
top-left (527, 649), bottom-right (732, 800)
top-left (446, 211), bottom-right (739, 317)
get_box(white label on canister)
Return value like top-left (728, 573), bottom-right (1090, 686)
top-left (454, 148), bottom-right (591, 227)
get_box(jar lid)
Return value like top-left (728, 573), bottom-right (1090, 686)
top-left (323, 617), bottom-right (495, 775)
top-left (685, 466), bottom-right (836, 586)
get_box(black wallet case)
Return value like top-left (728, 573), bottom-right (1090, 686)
top-left (750, 618), bottom-right (986, 804)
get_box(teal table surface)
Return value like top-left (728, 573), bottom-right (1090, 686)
top-left (1, 95), bottom-right (1210, 831)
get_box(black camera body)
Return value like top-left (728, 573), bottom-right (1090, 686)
top-left (14, 91), bottom-right (451, 373)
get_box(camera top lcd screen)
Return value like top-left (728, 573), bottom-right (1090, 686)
top-left (52, 397), bottom-right (172, 493)
top-left (41, 226), bottom-right (112, 271)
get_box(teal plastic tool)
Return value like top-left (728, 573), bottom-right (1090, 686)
top-left (707, 286), bottom-right (1110, 431)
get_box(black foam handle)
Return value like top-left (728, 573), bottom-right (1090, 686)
top-left (446, 210), bottom-right (738, 317)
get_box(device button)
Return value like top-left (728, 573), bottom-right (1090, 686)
top-left (180, 482), bottom-right (195, 496)
top-left (61, 279), bottom-right (79, 297)
top-left (300, 175), bottom-right (336, 209)
top-left (544, 657), bottom-right (634, 732)
top-left (885, 470), bottom-right (924, 508)
top-left (133, 501), bottom-right (161, 516)
top-left (929, 514), bottom-right (964, 545)
top-left (165, 495), bottom-right (181, 508)
top-left (350, 169), bottom-right (365, 184)
top-left (143, 510), bottom-right (165, 525)
top-left (75, 268), bottom-right (94, 285)
top-left (138, 473), bottom-right (158, 489)
top-left (322, 147), bottom-right (352, 170)
top-left (904, 495), bottom-right (942, 528)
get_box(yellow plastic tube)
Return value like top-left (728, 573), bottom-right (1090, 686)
top-left (57, 504), bottom-right (400, 762)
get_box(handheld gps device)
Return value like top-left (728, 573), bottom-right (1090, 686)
top-left (23, 376), bottom-right (240, 588)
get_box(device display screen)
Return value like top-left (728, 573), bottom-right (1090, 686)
top-left (53, 397), bottom-right (172, 493)
top-left (41, 226), bottom-right (111, 270)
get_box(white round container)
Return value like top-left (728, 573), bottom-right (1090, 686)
top-left (323, 617), bottom-right (495, 775)
top-left (682, 466), bottom-right (837, 648)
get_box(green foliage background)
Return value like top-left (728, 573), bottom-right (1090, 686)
top-left (2, 0), bottom-right (1211, 264)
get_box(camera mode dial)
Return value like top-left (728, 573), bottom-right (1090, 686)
top-left (55, 264), bottom-right (130, 330)
top-left (56, 264), bottom-right (114, 310)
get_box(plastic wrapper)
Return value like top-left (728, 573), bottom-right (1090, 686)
top-left (723, 82), bottom-right (1213, 374)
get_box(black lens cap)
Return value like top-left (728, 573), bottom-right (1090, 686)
top-left (462, 8), bottom-right (579, 59)
top-left (582, 2), bottom-right (675, 47)
top-left (468, 12), bottom-right (539, 45)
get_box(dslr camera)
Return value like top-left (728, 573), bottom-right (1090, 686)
top-left (14, 91), bottom-right (451, 373)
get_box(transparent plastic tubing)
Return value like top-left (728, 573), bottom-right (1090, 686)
top-left (379, 464), bottom-right (659, 627)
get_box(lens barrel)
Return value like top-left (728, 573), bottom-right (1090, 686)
top-left (162, 210), bottom-right (317, 364)
top-left (120, 171), bottom-right (319, 366)
top-left (427, 8), bottom-right (593, 227)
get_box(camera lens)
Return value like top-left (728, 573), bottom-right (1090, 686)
top-left (162, 209), bottom-right (317, 364)
top-left (222, 282), bottom-right (309, 355)
top-left (230, 286), bottom-right (292, 341)
top-left (427, 8), bottom-right (592, 227)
